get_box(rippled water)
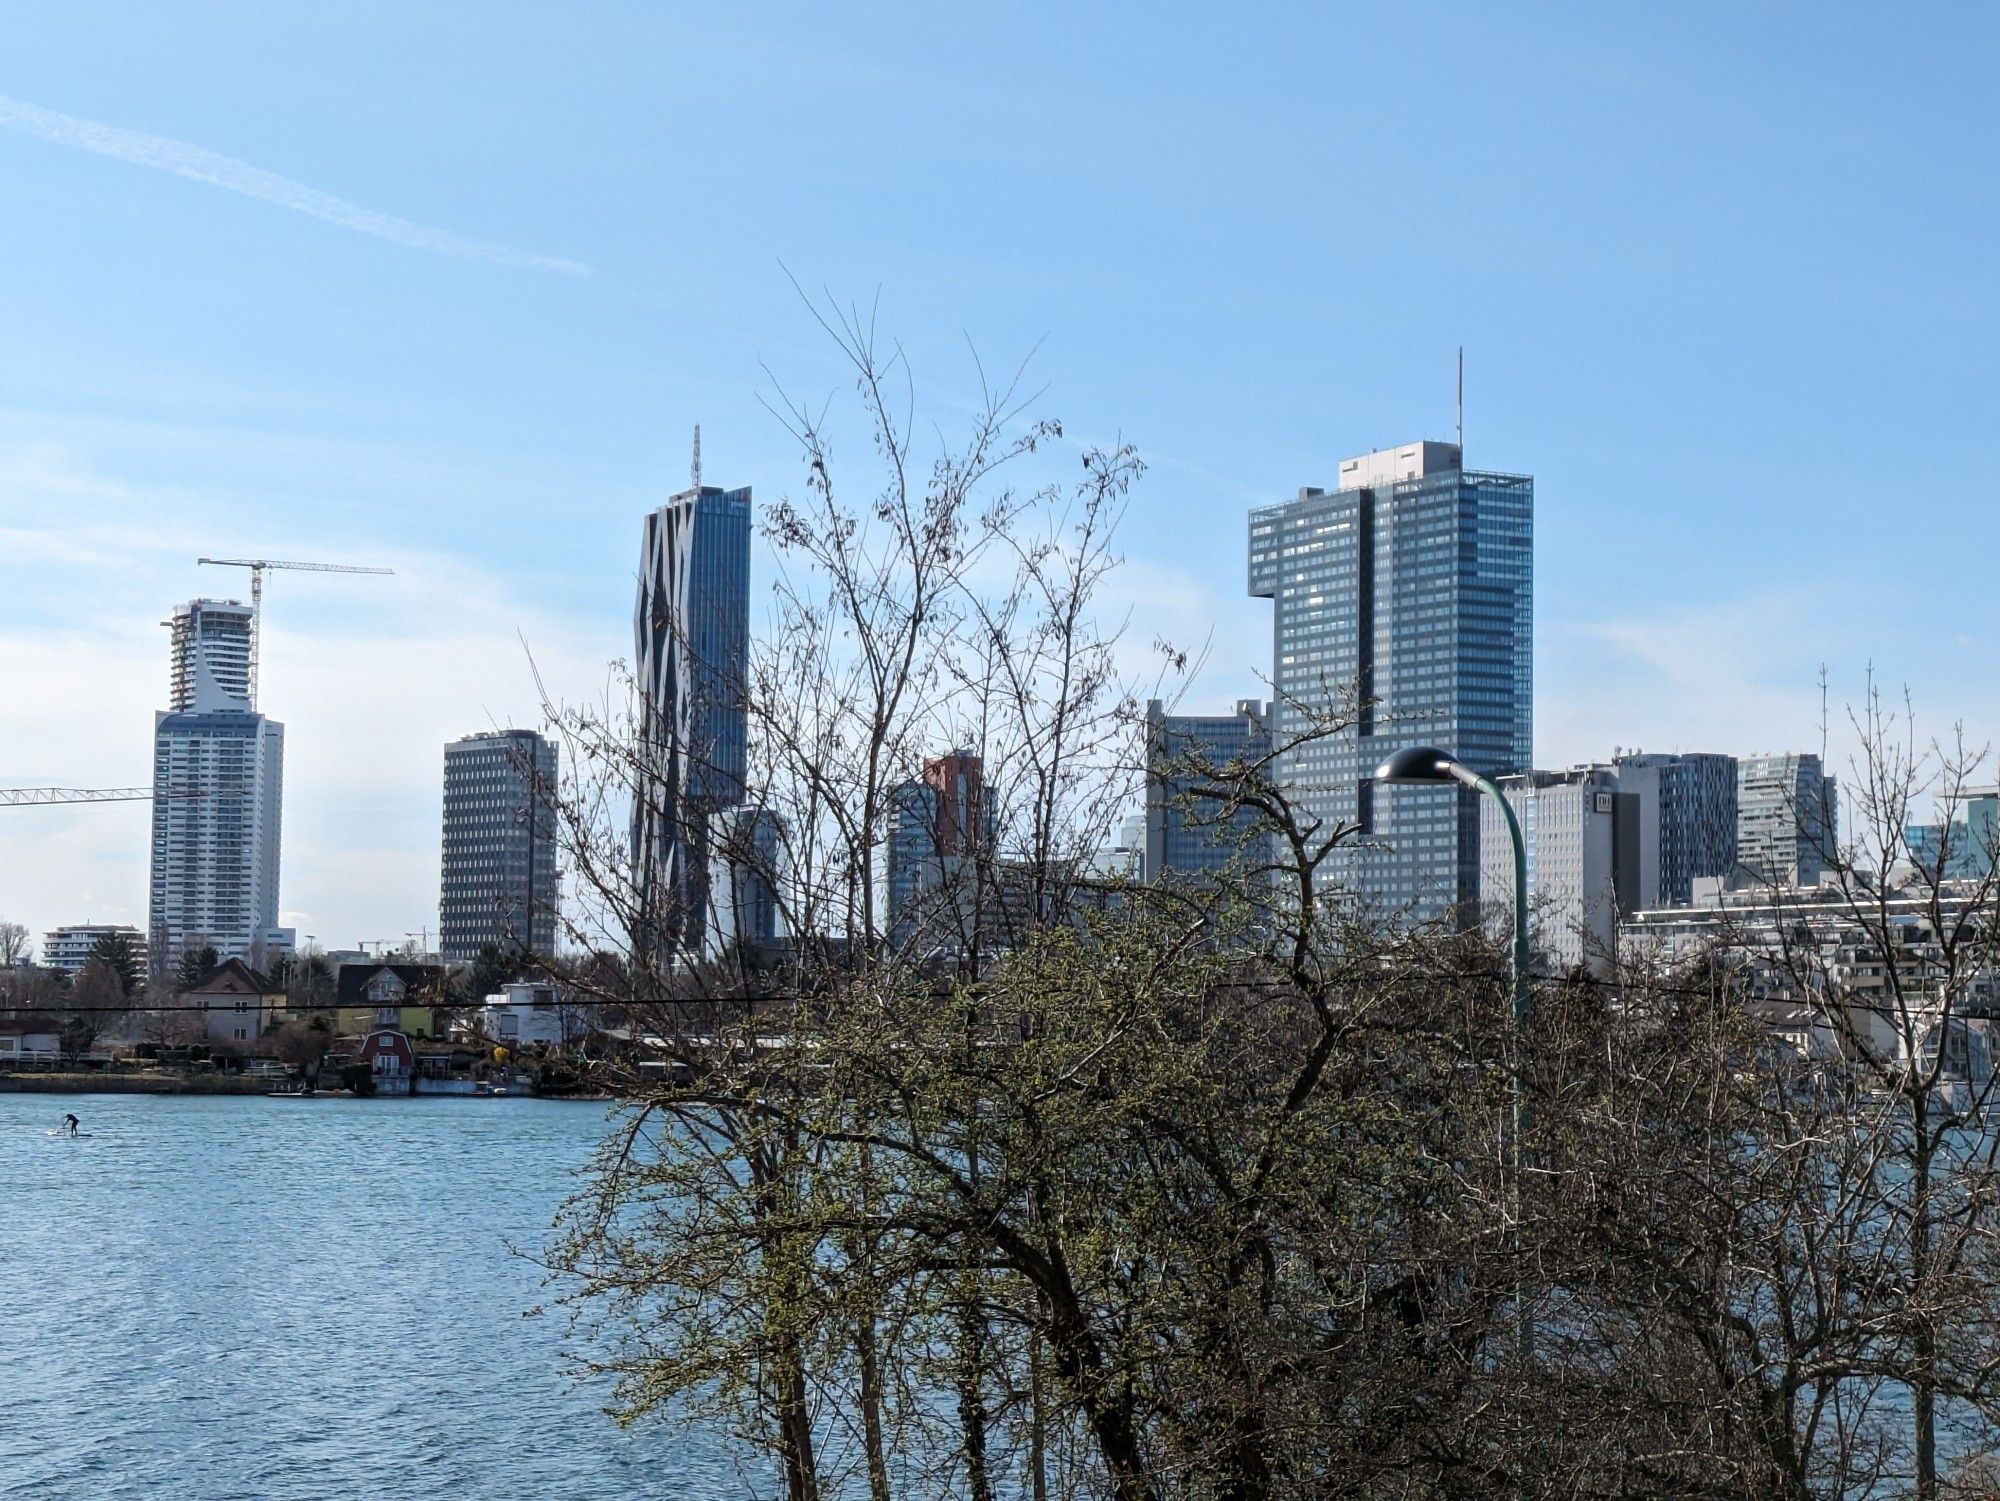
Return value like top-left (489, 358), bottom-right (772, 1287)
top-left (0, 1093), bottom-right (746, 1500)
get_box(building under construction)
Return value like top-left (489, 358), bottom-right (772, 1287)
top-left (148, 598), bottom-right (293, 970)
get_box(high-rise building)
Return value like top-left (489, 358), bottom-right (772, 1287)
top-left (439, 729), bottom-right (559, 964)
top-left (1907, 790), bottom-right (2000, 882)
top-left (631, 478), bottom-right (752, 953)
top-left (148, 599), bottom-right (291, 968)
top-left (168, 598), bottom-right (254, 710)
top-left (1611, 752), bottom-right (1739, 908)
top-left (1145, 698), bottom-right (1272, 882)
top-left (708, 807), bottom-right (786, 951)
top-left (1737, 753), bottom-right (1839, 887)
top-left (885, 751), bottom-right (994, 941)
top-left (1249, 440), bottom-right (1533, 919)
top-left (1479, 766), bottom-right (1640, 973)
top-left (886, 779), bottom-right (942, 939)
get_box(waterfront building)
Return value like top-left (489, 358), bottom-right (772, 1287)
top-left (476, 980), bottom-right (591, 1048)
top-left (439, 729), bottom-right (559, 964)
top-left (39, 923), bottom-right (145, 977)
top-left (335, 962), bottom-right (446, 1039)
top-left (631, 477), bottom-right (752, 955)
top-left (148, 598), bottom-right (292, 969)
top-left (1610, 751), bottom-right (1739, 908)
top-left (1737, 753), bottom-right (1839, 887)
top-left (1478, 766), bottom-right (1640, 974)
top-left (1249, 440), bottom-right (1532, 920)
top-left (1145, 698), bottom-right (1272, 883)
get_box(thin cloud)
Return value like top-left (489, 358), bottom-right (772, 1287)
top-left (0, 93), bottom-right (590, 277)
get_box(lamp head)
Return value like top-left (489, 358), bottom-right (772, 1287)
top-left (1372, 746), bottom-right (1462, 786)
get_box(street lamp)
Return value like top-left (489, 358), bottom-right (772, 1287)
top-left (1373, 745), bottom-right (1533, 1364)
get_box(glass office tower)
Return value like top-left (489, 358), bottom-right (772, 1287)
top-left (1145, 697), bottom-right (1272, 883)
top-left (1737, 752), bottom-right (1838, 888)
top-left (1248, 441), bottom-right (1532, 920)
top-left (632, 482), bottom-right (752, 953)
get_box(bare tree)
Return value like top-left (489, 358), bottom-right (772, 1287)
top-left (0, 918), bottom-right (29, 969)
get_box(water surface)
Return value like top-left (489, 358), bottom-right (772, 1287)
top-left (0, 1093), bottom-right (745, 1499)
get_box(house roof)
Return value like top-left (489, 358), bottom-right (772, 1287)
top-left (186, 958), bottom-right (278, 998)
top-left (0, 1012), bottom-right (65, 1035)
top-left (336, 963), bottom-right (445, 1007)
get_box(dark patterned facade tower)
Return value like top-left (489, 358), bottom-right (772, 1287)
top-left (632, 480), bottom-right (751, 955)
top-left (439, 729), bottom-right (559, 964)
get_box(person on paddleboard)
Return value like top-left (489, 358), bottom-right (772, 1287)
top-left (63, 1113), bottom-right (79, 1137)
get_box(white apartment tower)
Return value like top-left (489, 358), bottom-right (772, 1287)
top-left (148, 599), bottom-right (292, 970)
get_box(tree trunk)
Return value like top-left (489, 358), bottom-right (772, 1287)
top-left (1910, 1096), bottom-right (1937, 1501)
top-left (856, 1312), bottom-right (892, 1501)
top-left (1028, 1325), bottom-right (1048, 1501)
top-left (955, 1290), bottom-right (996, 1501)
top-left (776, 1336), bottom-right (820, 1501)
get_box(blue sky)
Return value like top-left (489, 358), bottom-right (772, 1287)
top-left (2, 3), bottom-right (1996, 949)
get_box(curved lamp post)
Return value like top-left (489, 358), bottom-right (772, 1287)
top-left (1372, 745), bottom-right (1533, 1365)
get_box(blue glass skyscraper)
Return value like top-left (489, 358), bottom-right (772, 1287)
top-left (1248, 441), bottom-right (1532, 920)
top-left (633, 480), bottom-right (751, 953)
top-left (1145, 697), bottom-right (1272, 883)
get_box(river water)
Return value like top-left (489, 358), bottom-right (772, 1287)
top-left (0, 1093), bottom-right (747, 1500)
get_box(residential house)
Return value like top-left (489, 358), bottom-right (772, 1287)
top-left (186, 958), bottom-right (287, 1049)
top-left (474, 981), bottom-right (590, 1050)
top-left (356, 1027), bottom-right (415, 1093)
top-left (335, 963), bottom-right (445, 1039)
top-left (0, 1013), bottom-right (64, 1066)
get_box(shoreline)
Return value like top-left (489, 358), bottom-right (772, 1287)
top-left (0, 1072), bottom-right (282, 1095)
top-left (0, 1072), bottom-right (620, 1099)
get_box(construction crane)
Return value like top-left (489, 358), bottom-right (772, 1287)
top-left (0, 785), bottom-right (244, 808)
top-left (0, 787), bottom-right (154, 807)
top-left (196, 556), bottom-right (394, 708)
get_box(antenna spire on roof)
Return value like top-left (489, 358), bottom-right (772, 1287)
top-left (1456, 346), bottom-right (1464, 460)
top-left (691, 424), bottom-right (702, 493)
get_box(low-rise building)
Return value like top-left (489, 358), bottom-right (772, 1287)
top-left (185, 958), bottom-right (286, 1048)
top-left (335, 963), bottom-right (445, 1039)
top-left (1622, 880), bottom-right (2000, 1078)
top-left (40, 924), bottom-right (145, 977)
top-left (0, 1013), bottom-right (64, 1066)
top-left (475, 981), bottom-right (590, 1049)
top-left (356, 1028), bottom-right (415, 1092)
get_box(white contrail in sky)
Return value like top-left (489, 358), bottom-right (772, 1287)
top-left (0, 93), bottom-right (590, 276)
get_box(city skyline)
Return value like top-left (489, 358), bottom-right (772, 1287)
top-left (4, 6), bottom-right (1998, 947)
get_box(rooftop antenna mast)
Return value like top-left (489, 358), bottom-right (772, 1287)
top-left (691, 424), bottom-right (702, 493)
top-left (1456, 346), bottom-right (1464, 460)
